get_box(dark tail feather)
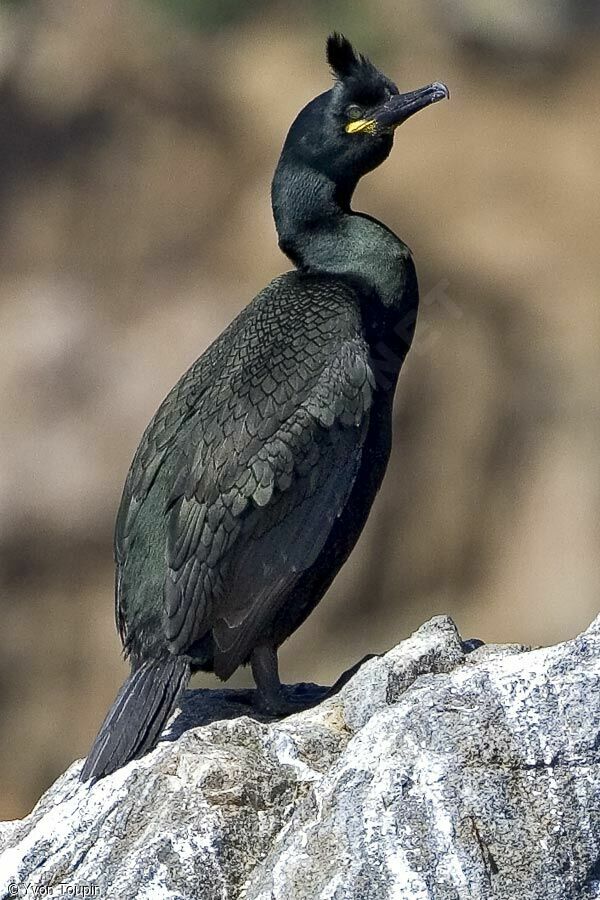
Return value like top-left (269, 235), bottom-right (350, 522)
top-left (80, 655), bottom-right (190, 782)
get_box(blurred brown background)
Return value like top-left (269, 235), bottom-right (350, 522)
top-left (1, 0), bottom-right (598, 820)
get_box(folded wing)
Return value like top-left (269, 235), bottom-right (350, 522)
top-left (115, 275), bottom-right (375, 677)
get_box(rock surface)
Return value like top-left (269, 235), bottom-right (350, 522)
top-left (1, 614), bottom-right (599, 899)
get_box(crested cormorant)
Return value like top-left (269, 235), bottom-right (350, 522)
top-left (81, 33), bottom-right (448, 782)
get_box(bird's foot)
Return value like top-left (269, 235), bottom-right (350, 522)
top-left (253, 656), bottom-right (378, 717)
top-left (462, 638), bottom-right (485, 654)
top-left (250, 644), bottom-right (378, 718)
top-left (253, 681), bottom-right (329, 717)
top-left (325, 653), bottom-right (378, 696)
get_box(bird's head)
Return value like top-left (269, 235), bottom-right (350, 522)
top-left (277, 33), bottom-right (449, 203)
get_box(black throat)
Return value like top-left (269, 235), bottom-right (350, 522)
top-left (271, 157), bottom-right (415, 314)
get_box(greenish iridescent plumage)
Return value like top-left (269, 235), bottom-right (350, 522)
top-left (81, 33), bottom-right (447, 782)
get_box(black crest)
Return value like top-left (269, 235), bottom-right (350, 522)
top-left (325, 32), bottom-right (395, 105)
top-left (326, 33), bottom-right (372, 81)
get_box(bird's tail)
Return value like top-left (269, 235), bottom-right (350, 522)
top-left (80, 655), bottom-right (190, 782)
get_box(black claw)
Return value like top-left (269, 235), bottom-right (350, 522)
top-left (462, 638), bottom-right (485, 654)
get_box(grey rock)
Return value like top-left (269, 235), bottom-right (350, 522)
top-left (1, 614), bottom-right (599, 900)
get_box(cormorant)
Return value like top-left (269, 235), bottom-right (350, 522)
top-left (81, 33), bottom-right (448, 782)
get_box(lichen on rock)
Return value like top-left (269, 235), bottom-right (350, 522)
top-left (1, 614), bottom-right (599, 900)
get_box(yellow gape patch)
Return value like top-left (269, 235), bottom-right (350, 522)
top-left (345, 119), bottom-right (377, 135)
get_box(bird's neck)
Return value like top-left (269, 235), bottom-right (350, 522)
top-left (271, 161), bottom-right (414, 310)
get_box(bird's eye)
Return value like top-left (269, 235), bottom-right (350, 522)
top-left (346, 104), bottom-right (363, 121)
